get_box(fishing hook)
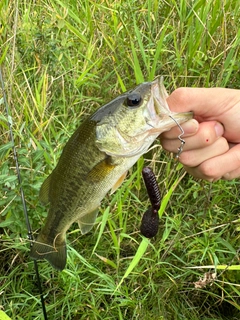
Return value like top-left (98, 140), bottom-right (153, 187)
top-left (169, 115), bottom-right (186, 159)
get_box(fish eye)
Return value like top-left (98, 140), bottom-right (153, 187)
top-left (125, 92), bottom-right (142, 108)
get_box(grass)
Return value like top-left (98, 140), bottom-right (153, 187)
top-left (1, 0), bottom-right (240, 319)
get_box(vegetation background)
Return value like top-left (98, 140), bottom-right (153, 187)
top-left (0, 0), bottom-right (240, 319)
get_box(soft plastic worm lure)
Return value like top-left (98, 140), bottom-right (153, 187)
top-left (142, 167), bottom-right (161, 211)
top-left (140, 167), bottom-right (161, 238)
top-left (140, 114), bottom-right (186, 238)
top-left (140, 207), bottom-right (159, 238)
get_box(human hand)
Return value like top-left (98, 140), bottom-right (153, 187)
top-left (160, 87), bottom-right (240, 181)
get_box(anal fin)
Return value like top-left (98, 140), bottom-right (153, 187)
top-left (110, 171), bottom-right (128, 194)
top-left (78, 209), bottom-right (99, 235)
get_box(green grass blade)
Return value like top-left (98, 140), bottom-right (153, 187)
top-left (115, 237), bottom-right (149, 291)
top-left (91, 206), bottom-right (110, 255)
top-left (130, 41), bottom-right (144, 84)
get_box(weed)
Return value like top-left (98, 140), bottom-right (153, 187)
top-left (1, 0), bottom-right (240, 319)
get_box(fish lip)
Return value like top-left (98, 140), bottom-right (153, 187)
top-left (144, 77), bottom-right (169, 127)
top-left (152, 77), bottom-right (170, 114)
top-left (147, 78), bottom-right (170, 117)
top-left (170, 111), bottom-right (194, 121)
top-left (145, 77), bottom-right (193, 131)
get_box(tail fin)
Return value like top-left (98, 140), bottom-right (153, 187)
top-left (30, 233), bottom-right (67, 271)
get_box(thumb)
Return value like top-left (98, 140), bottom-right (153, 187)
top-left (167, 87), bottom-right (234, 120)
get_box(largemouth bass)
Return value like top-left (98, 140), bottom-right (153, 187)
top-left (30, 77), bottom-right (192, 270)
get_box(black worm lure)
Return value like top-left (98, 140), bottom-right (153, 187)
top-left (140, 207), bottom-right (159, 238)
top-left (140, 167), bottom-right (161, 238)
top-left (142, 167), bottom-right (161, 211)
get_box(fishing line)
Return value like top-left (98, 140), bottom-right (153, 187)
top-left (0, 67), bottom-right (48, 320)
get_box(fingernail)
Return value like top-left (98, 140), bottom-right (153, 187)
top-left (214, 122), bottom-right (224, 137)
top-left (182, 119), bottom-right (199, 135)
top-left (222, 173), bottom-right (230, 180)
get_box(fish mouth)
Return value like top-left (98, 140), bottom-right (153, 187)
top-left (152, 77), bottom-right (170, 114)
top-left (146, 77), bottom-right (193, 132)
top-left (145, 77), bottom-right (169, 121)
top-left (169, 110), bottom-right (194, 125)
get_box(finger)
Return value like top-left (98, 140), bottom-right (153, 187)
top-left (184, 143), bottom-right (240, 181)
top-left (161, 121), bottom-right (224, 153)
top-left (161, 119), bottom-right (199, 139)
top-left (223, 167), bottom-right (240, 180)
top-left (167, 87), bottom-right (240, 143)
top-left (167, 87), bottom-right (238, 118)
top-left (221, 144), bottom-right (240, 179)
top-left (179, 137), bottom-right (229, 167)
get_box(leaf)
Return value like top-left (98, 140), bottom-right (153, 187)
top-left (0, 220), bottom-right (14, 228)
top-left (130, 42), bottom-right (144, 84)
top-left (91, 207), bottom-right (110, 255)
top-left (115, 237), bottom-right (149, 292)
top-left (0, 310), bottom-right (12, 320)
top-left (94, 253), bottom-right (117, 269)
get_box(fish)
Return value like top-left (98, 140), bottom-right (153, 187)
top-left (30, 77), bottom-right (193, 270)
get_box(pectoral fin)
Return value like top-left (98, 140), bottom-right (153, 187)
top-left (110, 171), bottom-right (128, 194)
top-left (87, 155), bottom-right (116, 183)
top-left (78, 209), bottom-right (99, 234)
